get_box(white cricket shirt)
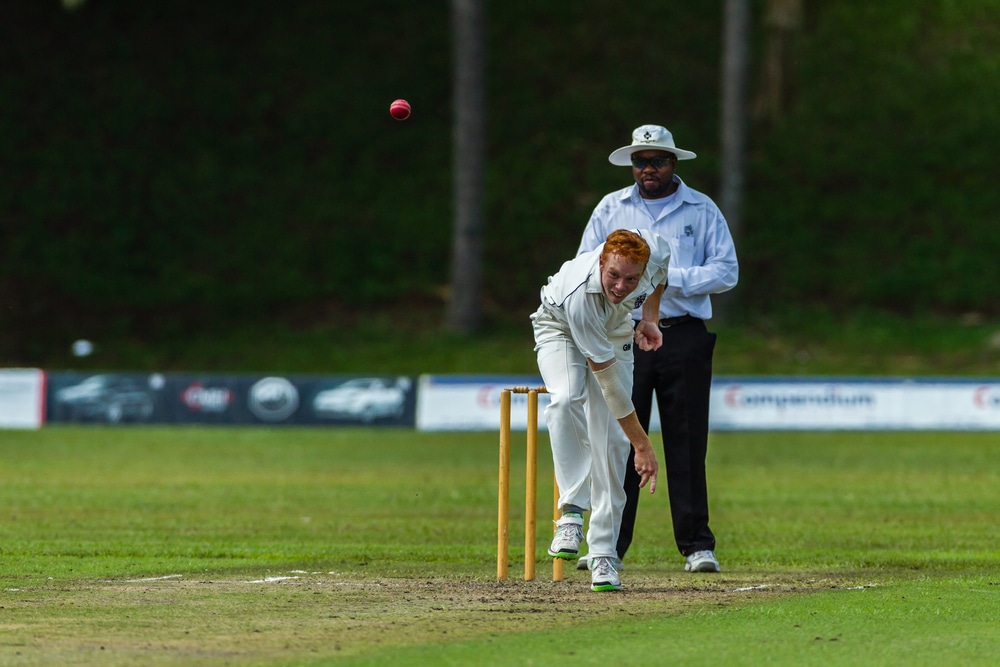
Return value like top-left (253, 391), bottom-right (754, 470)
top-left (533, 229), bottom-right (671, 364)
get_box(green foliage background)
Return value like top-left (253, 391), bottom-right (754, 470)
top-left (2, 1), bottom-right (998, 363)
top-left (745, 1), bottom-right (1000, 315)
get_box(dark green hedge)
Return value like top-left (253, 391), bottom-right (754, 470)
top-left (743, 1), bottom-right (1000, 316)
top-left (2, 1), bottom-right (997, 359)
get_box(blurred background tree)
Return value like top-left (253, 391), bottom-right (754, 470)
top-left (447, 0), bottom-right (487, 334)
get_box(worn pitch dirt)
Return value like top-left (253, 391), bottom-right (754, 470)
top-left (2, 571), bottom-right (871, 665)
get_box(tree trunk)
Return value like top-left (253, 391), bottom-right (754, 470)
top-left (447, 0), bottom-right (487, 334)
top-left (717, 0), bottom-right (751, 319)
top-left (720, 0), bottom-right (751, 241)
top-left (753, 0), bottom-right (803, 124)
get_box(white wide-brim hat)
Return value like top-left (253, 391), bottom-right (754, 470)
top-left (608, 124), bottom-right (697, 165)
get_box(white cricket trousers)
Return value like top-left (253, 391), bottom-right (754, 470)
top-left (534, 337), bottom-right (633, 560)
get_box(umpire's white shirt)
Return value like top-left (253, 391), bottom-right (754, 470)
top-left (577, 177), bottom-right (738, 321)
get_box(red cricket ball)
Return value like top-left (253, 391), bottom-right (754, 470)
top-left (389, 99), bottom-right (411, 121)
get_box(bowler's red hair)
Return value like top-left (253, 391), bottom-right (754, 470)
top-left (601, 230), bottom-right (650, 265)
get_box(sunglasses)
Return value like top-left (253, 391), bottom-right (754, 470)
top-left (630, 155), bottom-right (675, 169)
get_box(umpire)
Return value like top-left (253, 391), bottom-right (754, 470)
top-left (576, 124), bottom-right (738, 573)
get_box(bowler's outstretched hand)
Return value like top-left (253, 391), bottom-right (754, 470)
top-left (634, 446), bottom-right (658, 494)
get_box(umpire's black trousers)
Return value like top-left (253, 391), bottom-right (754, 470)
top-left (617, 317), bottom-right (717, 559)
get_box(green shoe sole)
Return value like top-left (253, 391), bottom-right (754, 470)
top-left (591, 583), bottom-right (621, 592)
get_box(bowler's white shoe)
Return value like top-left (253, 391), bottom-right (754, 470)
top-left (576, 555), bottom-right (623, 571)
top-left (590, 556), bottom-right (622, 592)
top-left (547, 513), bottom-right (584, 559)
top-left (684, 550), bottom-right (721, 572)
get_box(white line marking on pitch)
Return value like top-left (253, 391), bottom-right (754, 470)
top-left (124, 575), bottom-right (184, 583)
top-left (246, 576), bottom-right (300, 583)
top-left (732, 584), bottom-right (773, 592)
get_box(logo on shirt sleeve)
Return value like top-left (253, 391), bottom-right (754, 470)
top-left (633, 293), bottom-right (647, 309)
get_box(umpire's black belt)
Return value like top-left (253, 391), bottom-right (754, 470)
top-left (658, 314), bottom-right (699, 328)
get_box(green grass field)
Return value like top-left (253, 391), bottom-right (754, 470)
top-left (1, 427), bottom-right (999, 666)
